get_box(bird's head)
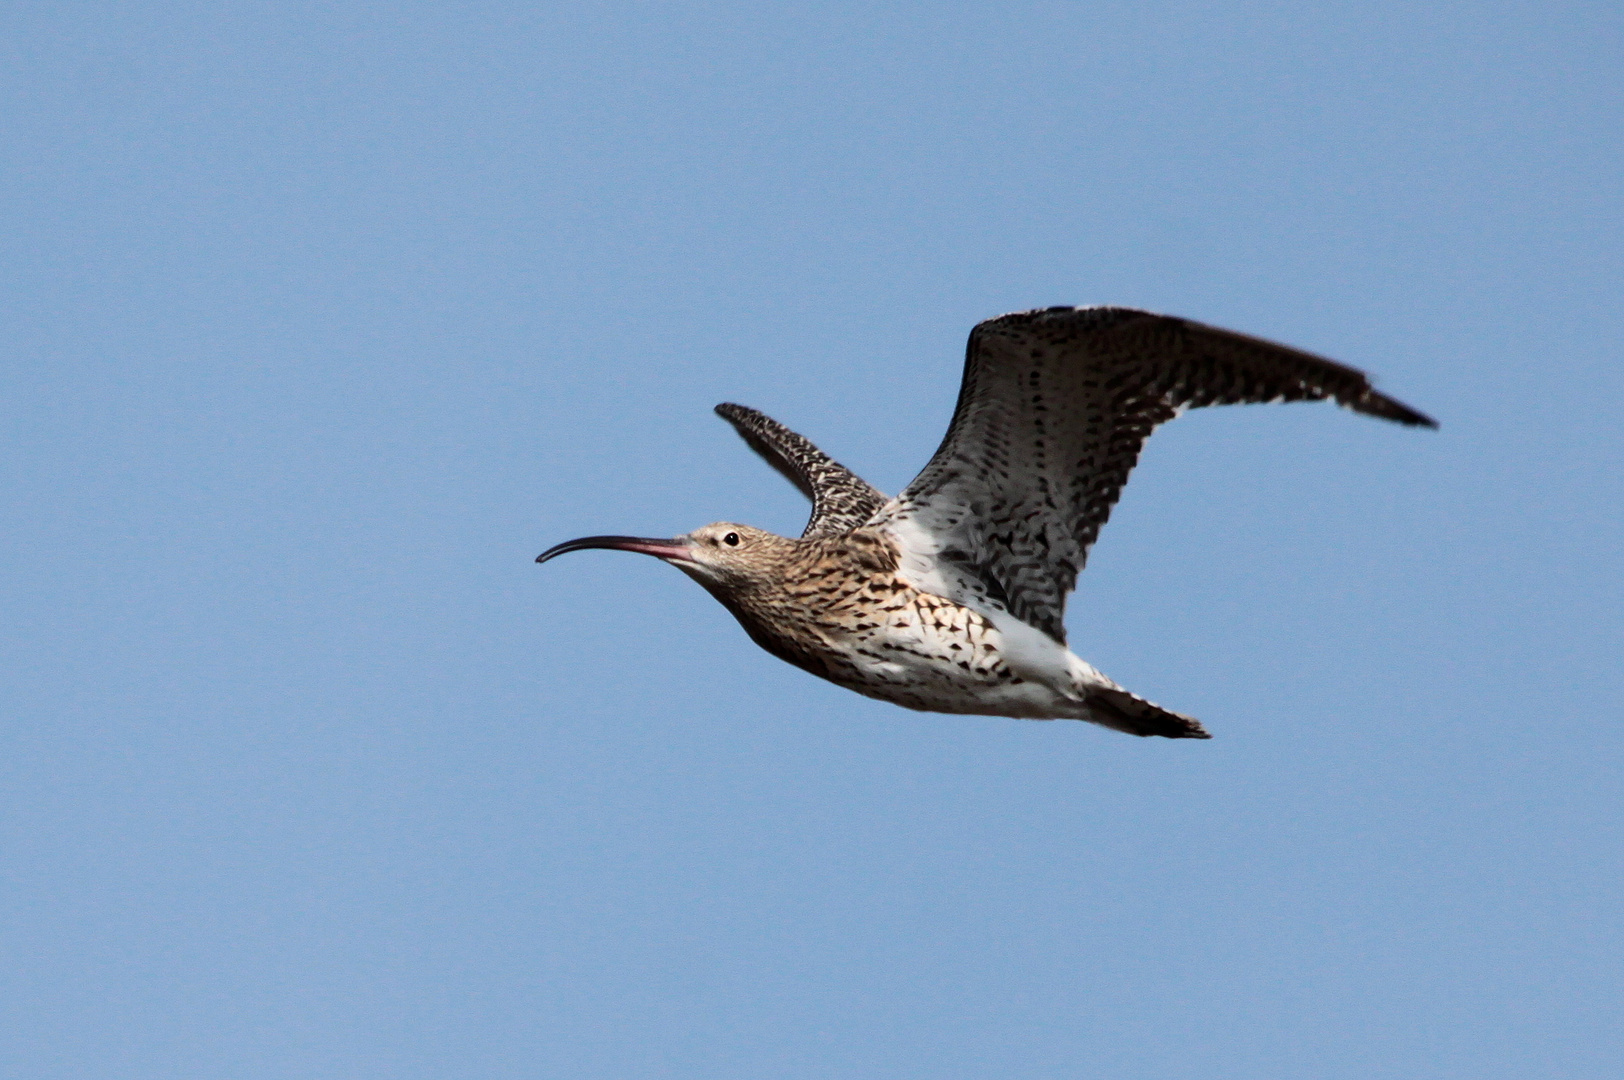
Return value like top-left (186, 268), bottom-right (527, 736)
top-left (535, 522), bottom-right (797, 592)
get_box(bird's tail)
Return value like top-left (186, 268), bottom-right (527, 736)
top-left (1084, 684), bottom-right (1211, 739)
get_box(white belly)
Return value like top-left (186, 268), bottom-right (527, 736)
top-left (828, 596), bottom-right (1103, 720)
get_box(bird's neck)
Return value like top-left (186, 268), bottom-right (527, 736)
top-left (697, 529), bottom-right (906, 670)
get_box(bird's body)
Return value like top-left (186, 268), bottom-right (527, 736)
top-left (538, 306), bottom-right (1436, 738)
top-left (676, 526), bottom-right (1135, 726)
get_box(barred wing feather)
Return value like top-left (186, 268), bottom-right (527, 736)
top-left (715, 403), bottom-right (889, 540)
top-left (871, 306), bottom-right (1436, 645)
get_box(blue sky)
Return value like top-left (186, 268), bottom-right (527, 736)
top-left (3, 2), bottom-right (1620, 1077)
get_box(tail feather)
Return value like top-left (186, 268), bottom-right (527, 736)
top-left (1085, 685), bottom-right (1211, 739)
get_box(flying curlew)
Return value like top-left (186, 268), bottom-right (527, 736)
top-left (537, 306), bottom-right (1435, 738)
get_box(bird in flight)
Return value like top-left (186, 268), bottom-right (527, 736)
top-left (537, 306), bottom-right (1435, 738)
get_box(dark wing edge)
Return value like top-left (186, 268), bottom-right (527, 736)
top-left (1145, 312), bottom-right (1439, 430)
top-left (714, 403), bottom-right (889, 539)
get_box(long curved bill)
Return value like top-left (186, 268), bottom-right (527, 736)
top-left (535, 534), bottom-right (696, 565)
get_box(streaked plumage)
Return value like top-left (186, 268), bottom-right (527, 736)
top-left (538, 306), bottom-right (1435, 738)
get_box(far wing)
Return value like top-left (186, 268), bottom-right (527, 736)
top-left (715, 403), bottom-right (889, 539)
top-left (872, 306), bottom-right (1436, 643)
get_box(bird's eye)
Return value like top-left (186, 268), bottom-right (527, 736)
top-left (723, 532), bottom-right (740, 546)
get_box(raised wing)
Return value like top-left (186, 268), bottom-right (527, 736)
top-left (715, 403), bottom-right (889, 539)
top-left (872, 306), bottom-right (1437, 644)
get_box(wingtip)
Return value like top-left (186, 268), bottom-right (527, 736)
top-left (1361, 391), bottom-right (1440, 430)
top-left (1156, 715), bottom-right (1212, 739)
top-left (1409, 409), bottom-right (1441, 430)
top-left (1141, 717), bottom-right (1211, 739)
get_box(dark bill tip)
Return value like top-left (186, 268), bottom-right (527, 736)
top-left (535, 534), bottom-right (695, 565)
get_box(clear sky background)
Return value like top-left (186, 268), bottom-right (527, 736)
top-left (3, 2), bottom-right (1620, 1077)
